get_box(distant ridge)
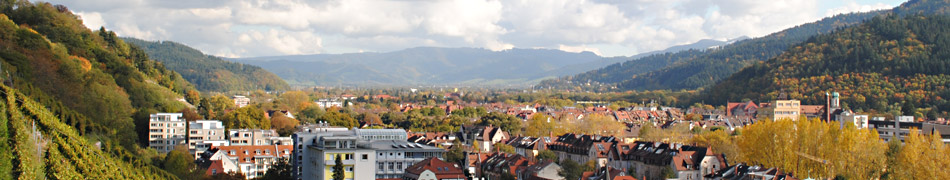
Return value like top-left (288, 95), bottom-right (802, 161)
top-left (124, 38), bottom-right (290, 92)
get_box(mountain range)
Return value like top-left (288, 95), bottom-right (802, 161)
top-left (123, 38), bottom-right (289, 92)
top-left (539, 0), bottom-right (950, 92)
top-left (230, 38), bottom-right (734, 87)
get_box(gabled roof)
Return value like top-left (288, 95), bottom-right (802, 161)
top-left (212, 145), bottom-right (293, 164)
top-left (405, 157), bottom-right (464, 179)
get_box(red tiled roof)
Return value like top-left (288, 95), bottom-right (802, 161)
top-left (405, 157), bottom-right (464, 179)
top-left (214, 145), bottom-right (293, 164)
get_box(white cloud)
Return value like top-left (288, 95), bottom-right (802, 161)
top-left (826, 0), bottom-right (894, 17)
top-left (558, 44), bottom-right (602, 56)
top-left (52, 0), bottom-right (905, 57)
top-left (75, 11), bottom-right (105, 30)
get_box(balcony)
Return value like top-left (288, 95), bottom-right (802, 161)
top-left (325, 159), bottom-right (356, 165)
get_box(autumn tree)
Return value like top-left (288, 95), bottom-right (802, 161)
top-left (278, 91), bottom-right (310, 112)
top-left (222, 106), bottom-right (269, 129)
top-left (888, 129), bottom-right (950, 179)
top-left (690, 129), bottom-right (738, 162)
top-left (525, 114), bottom-right (555, 137)
top-left (200, 94), bottom-right (235, 120)
top-left (495, 143), bottom-right (515, 154)
top-left (185, 90), bottom-right (200, 105)
top-left (735, 118), bottom-right (886, 179)
top-left (179, 107), bottom-right (203, 122)
top-left (576, 114), bottom-right (625, 137)
top-left (360, 112), bottom-right (383, 125)
top-left (271, 112), bottom-right (299, 136)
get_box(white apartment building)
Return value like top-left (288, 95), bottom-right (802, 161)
top-left (292, 125), bottom-right (445, 180)
top-left (149, 113), bottom-right (186, 153)
top-left (189, 120), bottom-right (228, 156)
top-left (233, 95), bottom-right (250, 108)
top-left (316, 98), bottom-right (343, 109)
top-left (229, 129), bottom-right (292, 146)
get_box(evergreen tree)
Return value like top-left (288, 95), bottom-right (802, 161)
top-left (333, 154), bottom-right (344, 180)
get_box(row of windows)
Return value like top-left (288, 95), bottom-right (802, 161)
top-left (775, 111), bottom-right (799, 115)
top-left (377, 162), bottom-right (404, 171)
top-left (777, 102), bottom-right (800, 107)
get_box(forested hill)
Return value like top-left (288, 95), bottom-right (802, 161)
top-left (124, 38), bottom-right (289, 92)
top-left (540, 0), bottom-right (950, 92)
top-left (703, 15), bottom-right (950, 117)
top-left (0, 1), bottom-right (198, 178)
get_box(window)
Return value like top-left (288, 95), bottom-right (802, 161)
top-left (362, 154), bottom-right (368, 160)
top-left (389, 162), bottom-right (394, 170)
top-left (345, 166), bottom-right (353, 172)
top-left (379, 162), bottom-right (384, 170)
top-left (396, 162), bottom-right (403, 170)
top-left (211, 169), bottom-right (217, 175)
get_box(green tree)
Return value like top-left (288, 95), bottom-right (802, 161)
top-left (558, 159), bottom-right (585, 180)
top-left (164, 146), bottom-right (203, 180)
top-left (495, 143), bottom-right (515, 154)
top-left (536, 149), bottom-right (558, 162)
top-left (333, 154), bottom-right (344, 180)
top-left (444, 140), bottom-right (466, 164)
top-left (258, 158), bottom-right (293, 180)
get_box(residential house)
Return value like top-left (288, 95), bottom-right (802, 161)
top-left (206, 145), bottom-right (293, 179)
top-left (521, 160), bottom-right (564, 180)
top-left (547, 134), bottom-right (616, 168)
top-left (233, 96), bottom-right (250, 108)
top-left (459, 125), bottom-right (510, 153)
top-left (480, 153), bottom-right (531, 180)
top-left (614, 141), bottom-right (725, 180)
top-left (726, 101), bottom-right (759, 117)
top-left (505, 136), bottom-right (550, 159)
top-left (403, 157), bottom-right (465, 180)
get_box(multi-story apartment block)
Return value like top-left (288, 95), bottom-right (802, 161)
top-left (233, 95), bottom-right (250, 108)
top-left (229, 129), bottom-right (291, 146)
top-left (189, 120), bottom-right (228, 156)
top-left (869, 116), bottom-right (950, 143)
top-left (772, 100), bottom-right (801, 121)
top-left (149, 113), bottom-right (187, 153)
top-left (292, 125), bottom-right (445, 180)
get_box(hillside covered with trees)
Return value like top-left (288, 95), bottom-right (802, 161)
top-left (705, 14), bottom-right (950, 117)
top-left (0, 0), bottom-right (204, 178)
top-left (541, 0), bottom-right (950, 92)
top-left (124, 38), bottom-right (289, 92)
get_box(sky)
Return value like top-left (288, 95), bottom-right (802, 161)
top-left (46, 0), bottom-right (906, 58)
